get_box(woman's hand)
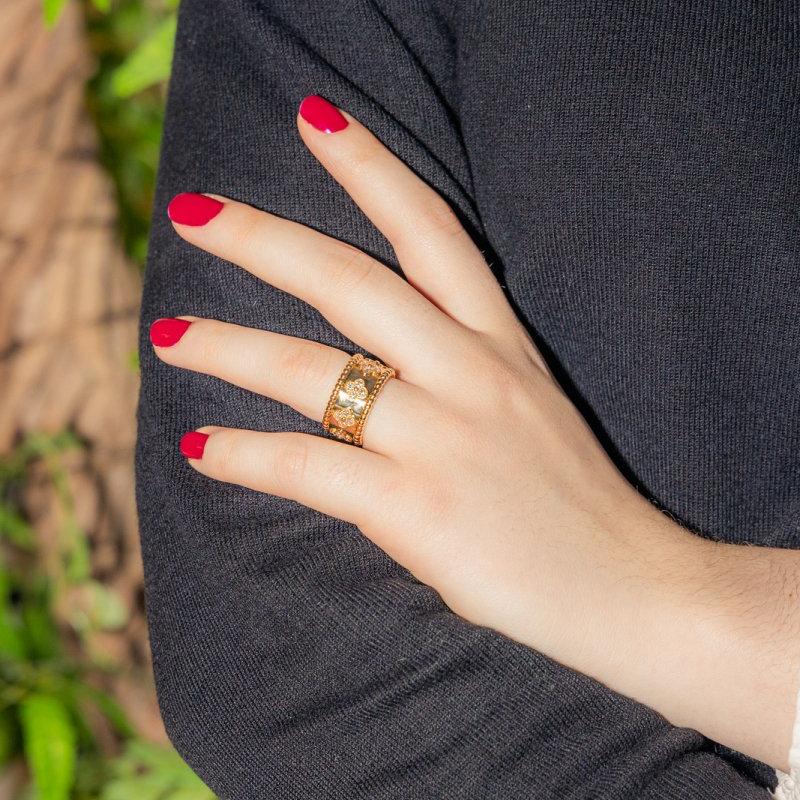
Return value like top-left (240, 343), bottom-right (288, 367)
top-left (150, 95), bottom-right (799, 771)
top-left (152, 94), bottom-right (664, 660)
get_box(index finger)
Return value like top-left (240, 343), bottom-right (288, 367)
top-left (296, 95), bottom-right (516, 336)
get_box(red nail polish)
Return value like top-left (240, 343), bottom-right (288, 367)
top-left (167, 193), bottom-right (224, 226)
top-left (299, 95), bottom-right (348, 133)
top-left (180, 431), bottom-right (209, 460)
top-left (150, 318), bottom-right (191, 347)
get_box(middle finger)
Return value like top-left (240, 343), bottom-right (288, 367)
top-left (167, 193), bottom-right (473, 383)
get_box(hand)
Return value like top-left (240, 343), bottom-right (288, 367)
top-left (150, 95), bottom-right (798, 771)
top-left (152, 93), bottom-right (668, 656)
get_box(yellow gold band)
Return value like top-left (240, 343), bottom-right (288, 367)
top-left (322, 353), bottom-right (395, 446)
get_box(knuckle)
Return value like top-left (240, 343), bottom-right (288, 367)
top-left (345, 137), bottom-right (384, 174)
top-left (191, 322), bottom-right (229, 366)
top-left (271, 437), bottom-right (310, 493)
top-left (326, 245), bottom-right (378, 294)
top-left (463, 347), bottom-right (531, 412)
top-left (355, 472), bottom-right (409, 530)
top-left (329, 459), bottom-right (365, 500)
top-left (492, 363), bottom-right (531, 411)
top-left (434, 406), bottom-right (474, 451)
top-left (212, 430), bottom-right (241, 477)
top-left (416, 197), bottom-right (464, 240)
top-left (418, 477), bottom-right (455, 528)
top-left (278, 340), bottom-right (333, 388)
top-left (231, 207), bottom-right (263, 253)
top-left (375, 471), bottom-right (408, 506)
top-left (497, 361), bottom-right (531, 401)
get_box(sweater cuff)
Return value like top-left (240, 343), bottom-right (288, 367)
top-left (791, 676), bottom-right (800, 772)
top-left (773, 771), bottom-right (799, 800)
top-left (772, 670), bottom-right (800, 800)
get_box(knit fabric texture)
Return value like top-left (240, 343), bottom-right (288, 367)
top-left (136, 1), bottom-right (799, 798)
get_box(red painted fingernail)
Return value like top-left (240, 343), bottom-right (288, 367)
top-left (299, 95), bottom-right (348, 133)
top-left (167, 193), bottom-right (224, 226)
top-left (150, 318), bottom-right (191, 347)
top-left (180, 431), bottom-right (209, 460)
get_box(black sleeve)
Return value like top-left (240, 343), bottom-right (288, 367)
top-left (136, 1), bottom-right (776, 797)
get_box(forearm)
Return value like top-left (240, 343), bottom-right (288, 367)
top-left (652, 530), bottom-right (800, 770)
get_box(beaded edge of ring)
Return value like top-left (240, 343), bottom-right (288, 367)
top-left (322, 356), bottom-right (357, 444)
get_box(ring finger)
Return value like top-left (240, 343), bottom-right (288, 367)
top-left (167, 193), bottom-right (471, 383)
top-left (149, 316), bottom-right (435, 455)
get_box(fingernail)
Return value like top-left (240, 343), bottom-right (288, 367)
top-left (180, 431), bottom-right (209, 460)
top-left (150, 318), bottom-right (191, 347)
top-left (167, 193), bottom-right (224, 226)
top-left (299, 95), bottom-right (348, 133)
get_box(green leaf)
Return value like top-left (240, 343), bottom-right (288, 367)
top-left (0, 707), bottom-right (19, 766)
top-left (21, 587), bottom-right (60, 661)
top-left (19, 431), bottom-right (80, 460)
top-left (73, 752), bottom-right (109, 797)
top-left (42, 0), bottom-right (68, 27)
top-left (0, 505), bottom-right (35, 549)
top-left (64, 518), bottom-right (91, 584)
top-left (59, 688), bottom-right (96, 751)
top-left (103, 741), bottom-right (215, 800)
top-left (110, 14), bottom-right (177, 98)
top-left (85, 581), bottom-right (128, 631)
top-left (0, 611), bottom-right (26, 661)
top-left (91, 0), bottom-right (111, 11)
top-left (73, 684), bottom-right (134, 739)
top-left (168, 787), bottom-right (216, 800)
top-left (19, 693), bottom-right (77, 800)
top-left (0, 568), bottom-right (27, 661)
top-left (127, 349), bottom-right (140, 373)
top-left (104, 772), bottom-right (167, 800)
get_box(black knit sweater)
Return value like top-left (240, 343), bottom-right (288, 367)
top-left (136, 2), bottom-right (799, 797)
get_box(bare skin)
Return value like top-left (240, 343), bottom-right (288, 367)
top-left (151, 99), bottom-right (800, 772)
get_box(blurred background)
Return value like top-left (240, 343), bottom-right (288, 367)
top-left (0, 0), bottom-right (213, 797)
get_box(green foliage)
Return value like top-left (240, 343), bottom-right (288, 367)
top-left (83, 0), bottom-right (175, 265)
top-left (20, 581), bottom-right (60, 661)
top-left (0, 507), bottom-right (34, 550)
top-left (20, 694), bottom-right (77, 800)
top-left (127, 350), bottom-right (140, 374)
top-left (40, 0), bottom-right (175, 264)
top-left (0, 433), bottom-right (121, 798)
top-left (12, 6), bottom-right (213, 798)
top-left (110, 14), bottom-right (176, 98)
top-left (0, 431), bottom-right (215, 798)
top-left (70, 685), bottom-right (134, 740)
top-left (102, 742), bottom-right (214, 800)
top-left (43, 0), bottom-right (108, 24)
top-left (42, 0), bottom-right (69, 26)
top-left (72, 582), bottom-right (129, 634)
top-left (0, 567), bottom-right (27, 660)
top-left (0, 708), bottom-right (19, 766)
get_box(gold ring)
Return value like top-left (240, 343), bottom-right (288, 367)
top-left (322, 353), bottom-right (395, 446)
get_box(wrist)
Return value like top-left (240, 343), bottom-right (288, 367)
top-left (590, 505), bottom-right (798, 770)
top-left (513, 493), bottom-right (712, 714)
top-left (572, 499), bottom-right (712, 685)
top-left (503, 489), bottom-right (703, 682)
